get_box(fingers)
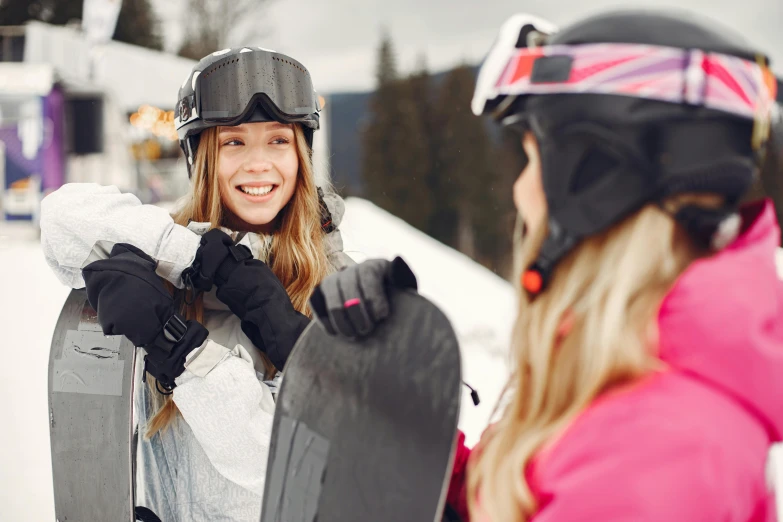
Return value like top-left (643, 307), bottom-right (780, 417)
top-left (309, 285), bottom-right (336, 336)
top-left (355, 259), bottom-right (392, 322)
top-left (310, 257), bottom-right (418, 340)
top-left (389, 256), bottom-right (417, 290)
top-left (194, 229), bottom-right (239, 287)
top-left (339, 263), bottom-right (380, 337)
top-left (312, 259), bottom-right (401, 339)
top-left (316, 271), bottom-right (365, 338)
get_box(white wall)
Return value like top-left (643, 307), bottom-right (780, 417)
top-left (24, 21), bottom-right (195, 113)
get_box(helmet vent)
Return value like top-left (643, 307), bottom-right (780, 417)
top-left (203, 58), bottom-right (240, 79)
top-left (202, 55), bottom-right (309, 80)
top-left (272, 55), bottom-right (307, 74)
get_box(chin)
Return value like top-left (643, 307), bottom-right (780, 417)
top-left (240, 212), bottom-right (278, 227)
top-left (223, 205), bottom-right (280, 232)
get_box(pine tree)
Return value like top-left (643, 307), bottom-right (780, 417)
top-left (361, 34), bottom-right (432, 232)
top-left (362, 33), bottom-right (398, 213)
top-left (0, 0), bottom-right (31, 24)
top-left (490, 127), bottom-right (529, 277)
top-left (409, 56), bottom-right (450, 243)
top-left (1, 0), bottom-right (80, 25)
top-left (114, 0), bottom-right (163, 50)
top-left (434, 65), bottom-right (509, 267)
top-left (375, 34), bottom-right (397, 85)
top-left (0, 0), bottom-right (162, 51)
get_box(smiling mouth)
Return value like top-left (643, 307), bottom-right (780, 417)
top-left (237, 185), bottom-right (275, 197)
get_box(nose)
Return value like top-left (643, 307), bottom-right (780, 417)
top-left (242, 145), bottom-right (273, 174)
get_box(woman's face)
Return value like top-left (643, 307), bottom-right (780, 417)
top-left (217, 122), bottom-right (299, 233)
top-left (513, 132), bottom-right (547, 233)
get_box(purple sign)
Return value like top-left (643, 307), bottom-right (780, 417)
top-left (0, 86), bottom-right (65, 220)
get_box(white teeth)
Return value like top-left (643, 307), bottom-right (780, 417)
top-left (240, 185), bottom-right (273, 196)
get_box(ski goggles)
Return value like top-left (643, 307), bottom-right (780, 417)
top-left (472, 15), bottom-right (780, 139)
top-left (175, 51), bottom-right (320, 138)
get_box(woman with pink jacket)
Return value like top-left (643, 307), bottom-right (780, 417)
top-left (311, 9), bottom-right (783, 522)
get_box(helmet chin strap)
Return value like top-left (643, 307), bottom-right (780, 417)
top-left (521, 217), bottom-right (578, 297)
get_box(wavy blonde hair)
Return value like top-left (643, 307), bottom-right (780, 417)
top-left (467, 193), bottom-right (721, 521)
top-left (145, 124), bottom-right (332, 438)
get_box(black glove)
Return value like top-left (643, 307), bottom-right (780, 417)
top-left (183, 228), bottom-right (250, 292)
top-left (309, 257), bottom-right (418, 338)
top-left (82, 243), bottom-right (209, 389)
top-left (183, 228), bottom-right (309, 370)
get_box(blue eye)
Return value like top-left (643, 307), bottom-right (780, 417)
top-left (221, 139), bottom-right (243, 146)
top-left (271, 137), bottom-right (290, 145)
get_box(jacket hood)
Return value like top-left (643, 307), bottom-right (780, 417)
top-left (658, 199), bottom-right (783, 440)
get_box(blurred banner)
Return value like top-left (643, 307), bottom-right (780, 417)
top-left (82, 0), bottom-right (122, 46)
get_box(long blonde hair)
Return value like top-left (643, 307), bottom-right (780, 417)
top-left (145, 124), bottom-right (332, 438)
top-left (467, 194), bottom-right (720, 521)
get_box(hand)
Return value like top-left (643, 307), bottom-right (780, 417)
top-left (180, 228), bottom-right (310, 370)
top-left (183, 228), bottom-right (252, 292)
top-left (214, 254), bottom-right (309, 370)
top-left (309, 257), bottom-right (418, 338)
top-left (184, 228), bottom-right (317, 370)
top-left (82, 243), bottom-right (208, 388)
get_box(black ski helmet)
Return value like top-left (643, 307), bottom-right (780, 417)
top-left (175, 47), bottom-right (322, 178)
top-left (473, 10), bottom-right (781, 295)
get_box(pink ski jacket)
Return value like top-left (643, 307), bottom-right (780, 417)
top-left (449, 200), bottom-right (783, 522)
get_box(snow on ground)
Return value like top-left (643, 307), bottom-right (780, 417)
top-left (0, 225), bottom-right (69, 522)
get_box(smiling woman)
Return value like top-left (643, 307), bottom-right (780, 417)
top-left (39, 47), bottom-right (354, 522)
top-left (215, 122), bottom-right (300, 232)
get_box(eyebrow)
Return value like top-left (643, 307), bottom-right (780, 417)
top-left (218, 122), bottom-right (292, 135)
top-left (218, 126), bottom-right (246, 135)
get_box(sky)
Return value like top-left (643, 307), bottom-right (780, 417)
top-left (152, 0), bottom-right (783, 93)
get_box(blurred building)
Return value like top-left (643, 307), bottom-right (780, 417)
top-left (0, 21), bottom-right (195, 222)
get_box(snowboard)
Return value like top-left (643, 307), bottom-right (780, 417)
top-left (48, 288), bottom-right (138, 522)
top-left (261, 289), bottom-right (462, 522)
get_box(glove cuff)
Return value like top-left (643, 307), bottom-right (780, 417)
top-left (144, 315), bottom-right (209, 389)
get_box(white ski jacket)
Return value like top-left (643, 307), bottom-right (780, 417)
top-left (40, 183), bottom-right (353, 521)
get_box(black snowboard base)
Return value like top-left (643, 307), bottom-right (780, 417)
top-left (48, 289), bottom-right (138, 522)
top-left (261, 289), bottom-right (462, 522)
